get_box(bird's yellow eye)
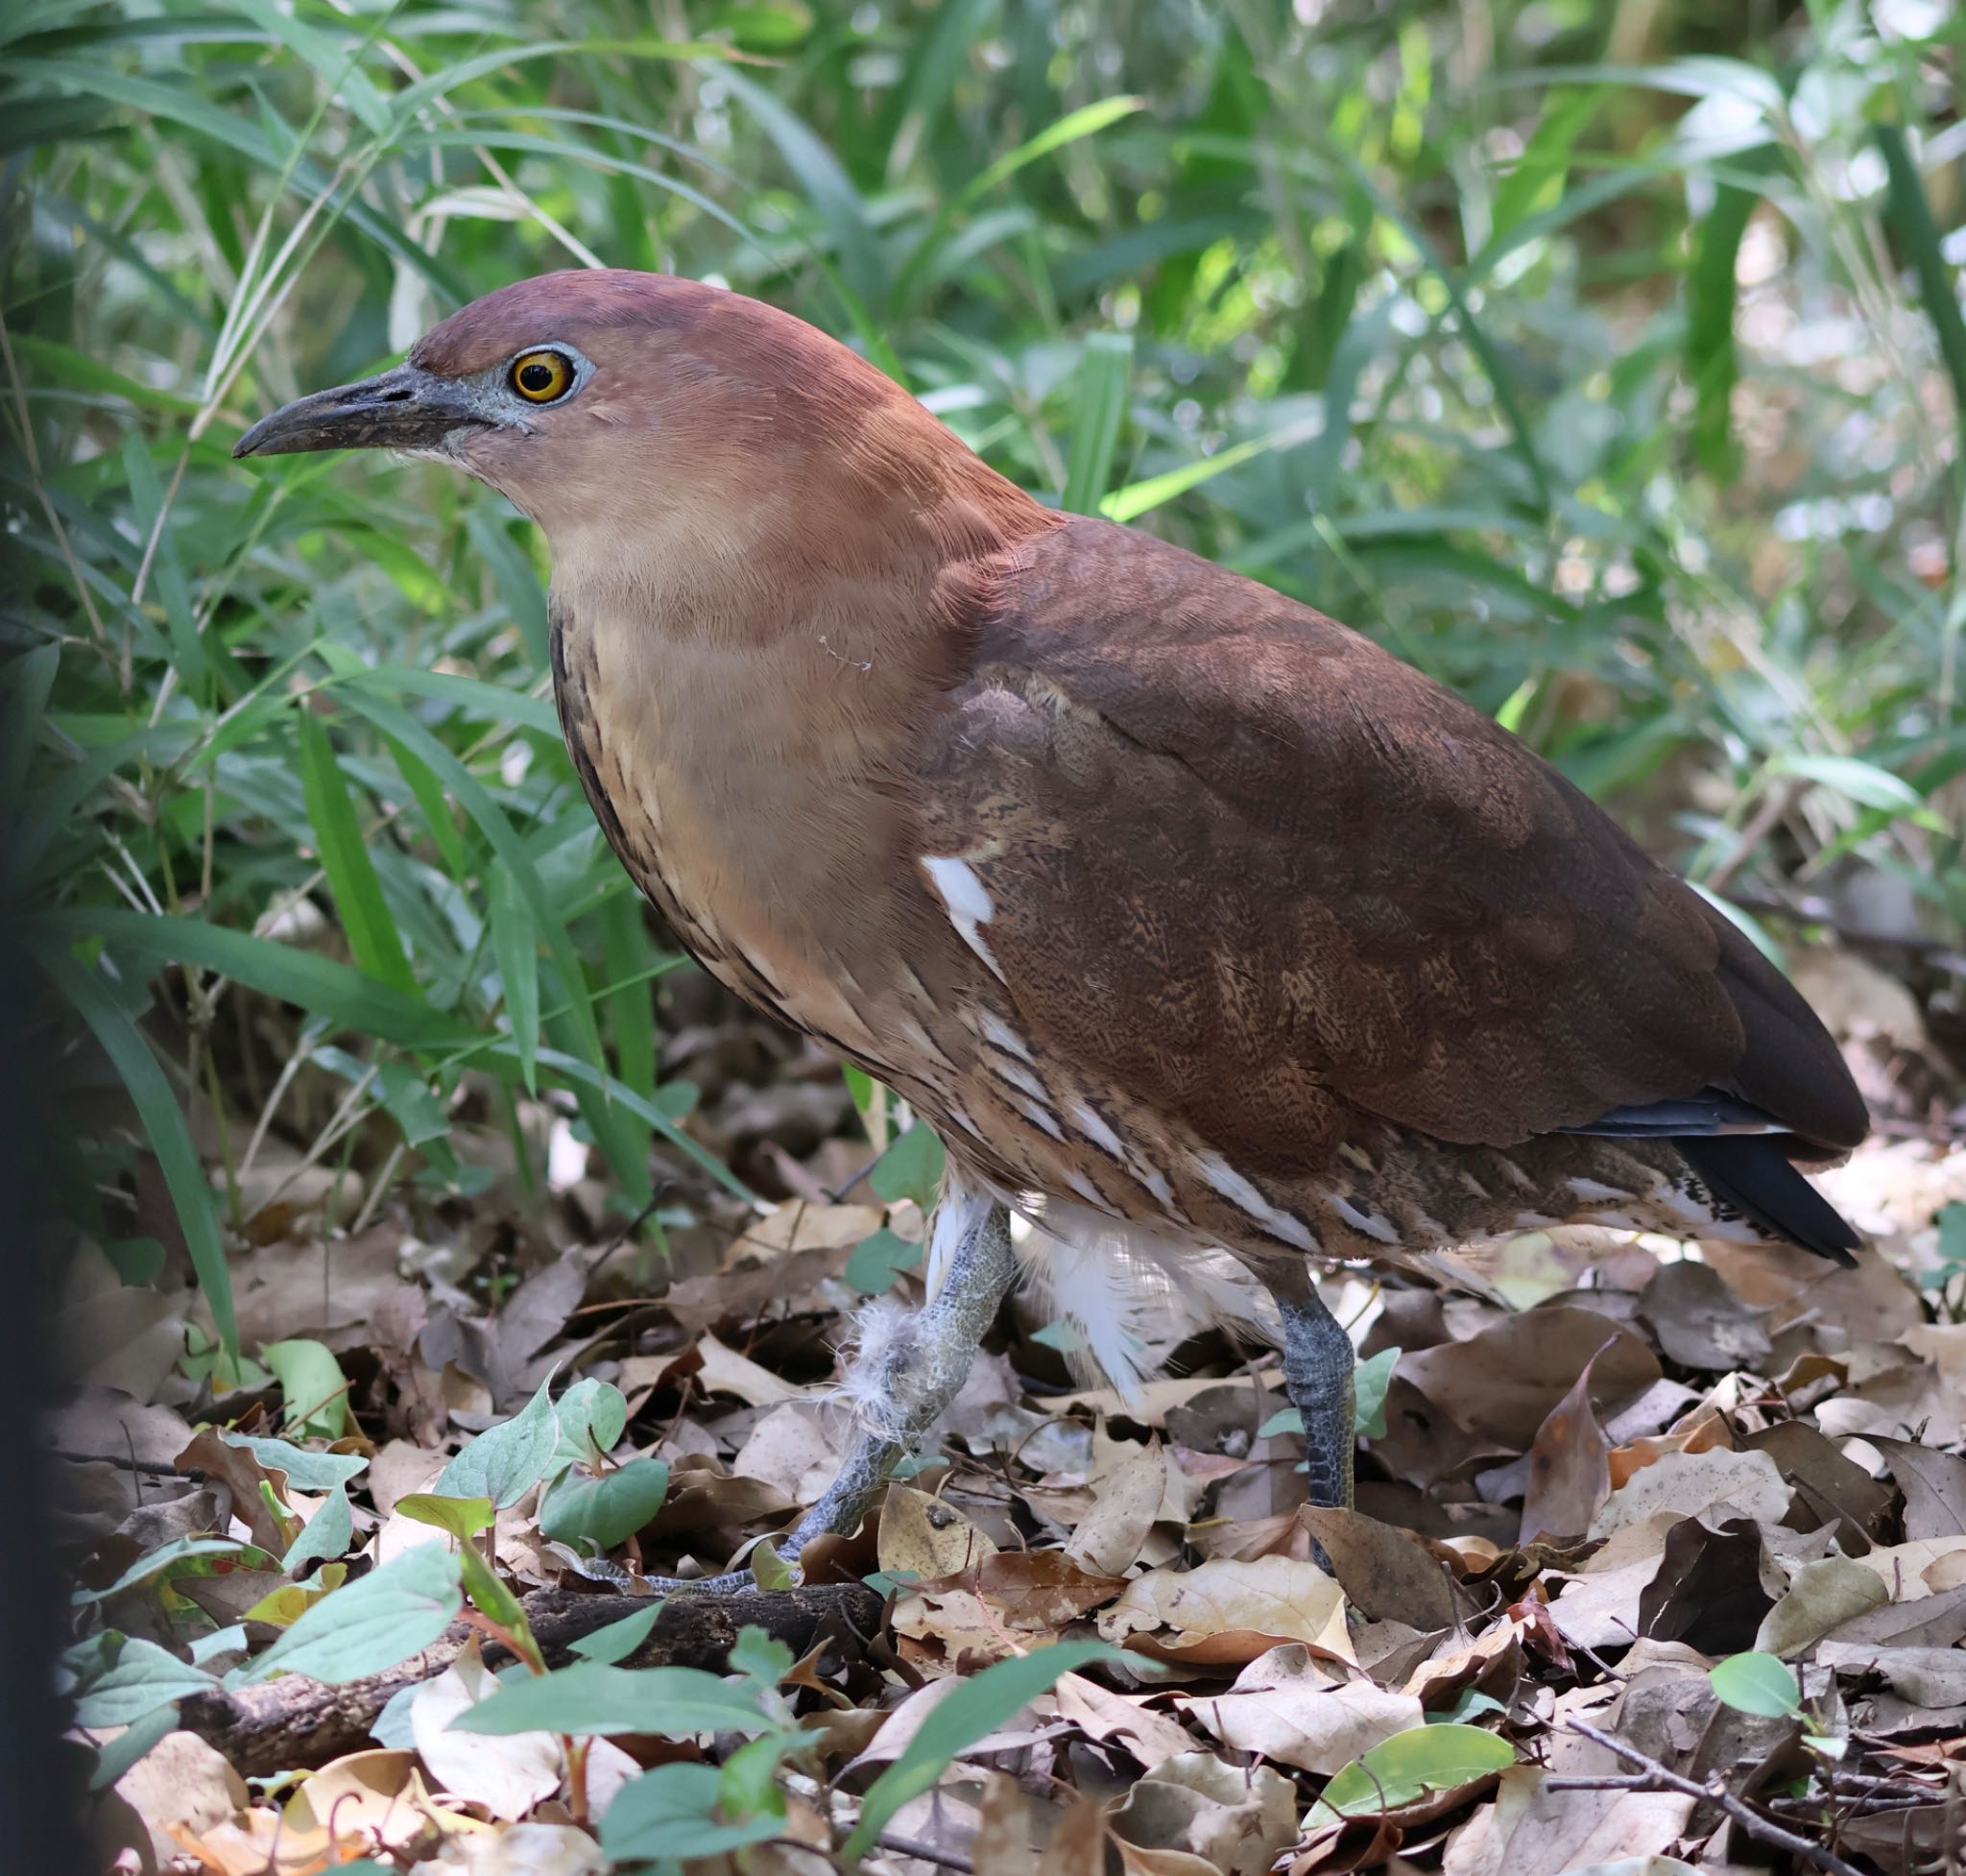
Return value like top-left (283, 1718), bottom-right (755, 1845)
top-left (510, 349), bottom-right (574, 403)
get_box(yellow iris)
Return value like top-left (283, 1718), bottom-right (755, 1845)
top-left (510, 349), bottom-right (574, 403)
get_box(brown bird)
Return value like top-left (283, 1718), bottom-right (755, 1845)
top-left (238, 271), bottom-right (1866, 1573)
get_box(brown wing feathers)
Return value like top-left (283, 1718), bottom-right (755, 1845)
top-left (942, 515), bottom-right (1865, 1258)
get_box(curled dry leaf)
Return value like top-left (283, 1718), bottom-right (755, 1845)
top-left (692, 1331), bottom-right (806, 1408)
top-left (1177, 1643), bottom-right (1422, 1774)
top-left (1098, 1553), bottom-right (1351, 1667)
top-left (1518, 1342), bottom-right (1615, 1545)
top-left (1053, 1672), bottom-right (1197, 1771)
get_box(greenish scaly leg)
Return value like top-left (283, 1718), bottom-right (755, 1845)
top-left (1275, 1282), bottom-right (1356, 1509)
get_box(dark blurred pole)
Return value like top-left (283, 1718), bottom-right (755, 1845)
top-left (0, 853), bottom-right (88, 1870)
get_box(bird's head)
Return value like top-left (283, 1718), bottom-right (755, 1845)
top-left (234, 270), bottom-right (1042, 572)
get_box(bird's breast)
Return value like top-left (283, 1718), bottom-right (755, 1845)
top-left (547, 589), bottom-right (966, 1080)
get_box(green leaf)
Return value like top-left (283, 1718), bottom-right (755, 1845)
top-left (550, 1377), bottom-right (630, 1472)
top-left (539, 1457), bottom-right (670, 1552)
top-left (217, 1434), bottom-right (368, 1493)
top-left (1937, 1203), bottom-right (1966, 1269)
top-left (1710, 1651), bottom-right (1801, 1718)
top-left (1684, 147), bottom-right (1777, 477)
top-left (282, 1485), bottom-right (354, 1573)
top-left (748, 1539), bottom-right (794, 1592)
top-left (68, 1634), bottom-right (219, 1728)
top-left (458, 1540), bottom-right (532, 1638)
top-left (87, 1703), bottom-right (179, 1791)
top-left (488, 864), bottom-right (539, 1094)
top-left (569, 1603), bottom-right (664, 1664)
top-left (1258, 1407), bottom-right (1304, 1438)
top-left (43, 907), bottom-right (473, 1052)
top-left (1354, 1346), bottom-right (1400, 1439)
top-left (36, 945), bottom-right (235, 1358)
top-left (241, 1544), bottom-right (463, 1685)
top-left (1878, 122), bottom-right (1966, 451)
top-left (327, 689), bottom-right (608, 1077)
top-left (603, 1761), bottom-right (784, 1861)
top-left (1771, 754), bottom-right (1937, 824)
top-left (715, 63), bottom-right (882, 308)
top-left (845, 1641), bottom-right (1119, 1857)
top-left (869, 1124), bottom-right (946, 1212)
top-left (1308, 1722), bottom-right (1514, 1822)
top-left (845, 1227), bottom-right (924, 1296)
top-left (396, 1494), bottom-right (497, 1541)
top-left (960, 95), bottom-right (1143, 205)
top-left (729, 1628), bottom-right (794, 1685)
top-left (1101, 414), bottom-right (1322, 524)
top-left (433, 1378), bottom-right (561, 1508)
top-left (71, 1537), bottom-right (247, 1604)
top-left (1062, 331), bottom-right (1134, 515)
top-left (262, 1339), bottom-right (348, 1440)
top-left (297, 707), bottom-right (415, 994)
top-left (450, 1660), bottom-right (772, 1738)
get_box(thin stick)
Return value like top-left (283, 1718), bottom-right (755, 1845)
top-left (1561, 1717), bottom-right (1864, 1876)
top-left (875, 1831), bottom-right (976, 1872)
top-left (53, 1451), bottom-right (206, 1481)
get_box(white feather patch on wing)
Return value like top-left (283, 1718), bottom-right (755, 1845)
top-left (1007, 1198), bottom-right (1278, 1405)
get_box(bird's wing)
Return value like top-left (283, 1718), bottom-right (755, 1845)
top-left (912, 515), bottom-right (1864, 1167)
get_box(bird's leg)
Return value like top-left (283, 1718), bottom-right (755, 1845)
top-left (777, 1191), bottom-right (1014, 1559)
top-left (625, 1195), bottom-right (1014, 1596)
top-left (1271, 1270), bottom-right (1356, 1509)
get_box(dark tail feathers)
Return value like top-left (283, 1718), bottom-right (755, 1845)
top-left (1677, 1134), bottom-right (1860, 1267)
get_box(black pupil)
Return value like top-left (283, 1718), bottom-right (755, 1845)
top-left (518, 359), bottom-right (557, 394)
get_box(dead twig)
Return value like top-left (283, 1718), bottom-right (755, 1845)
top-left (1556, 1718), bottom-right (1865, 1876)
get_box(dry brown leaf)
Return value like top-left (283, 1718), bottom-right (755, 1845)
top-left (1400, 1308), bottom-right (1661, 1447)
top-left (693, 1332), bottom-right (806, 1407)
top-left (115, 1729), bottom-right (248, 1865)
top-left (1108, 1752), bottom-right (1298, 1876)
top-left (878, 1485), bottom-right (998, 1580)
top-left (1177, 1644), bottom-right (1421, 1774)
top-left (1297, 1506), bottom-right (1463, 1633)
top-left (1754, 1555), bottom-right (1890, 1658)
top-left (1440, 1765), bottom-right (1694, 1876)
top-left (1588, 1445), bottom-right (1789, 1539)
top-left (1518, 1344), bottom-right (1615, 1544)
top-left (1054, 1672), bottom-right (1197, 1771)
top-left (1067, 1446), bottom-right (1166, 1575)
top-left (1851, 1536), bottom-right (1966, 1600)
top-left (1098, 1553), bottom-right (1351, 1667)
top-left (174, 1428), bottom-right (295, 1556)
top-left (410, 1638), bottom-right (564, 1821)
top-left (404, 1823), bottom-right (606, 1875)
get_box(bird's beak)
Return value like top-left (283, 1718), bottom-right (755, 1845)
top-left (232, 363), bottom-right (492, 459)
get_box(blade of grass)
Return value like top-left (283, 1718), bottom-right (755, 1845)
top-left (37, 942), bottom-right (235, 1356)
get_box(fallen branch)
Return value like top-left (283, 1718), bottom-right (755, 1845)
top-left (180, 1580), bottom-right (882, 1777)
top-left (1555, 1718), bottom-right (1864, 1876)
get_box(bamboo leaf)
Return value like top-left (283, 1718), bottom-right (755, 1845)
top-left (297, 707), bottom-right (415, 994)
